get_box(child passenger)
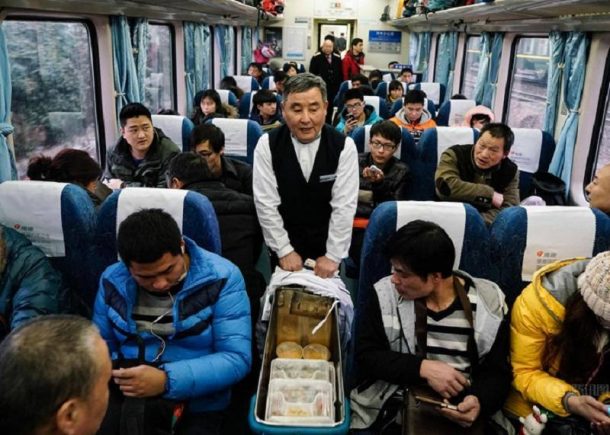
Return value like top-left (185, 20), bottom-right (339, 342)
top-left (250, 89), bottom-right (282, 131)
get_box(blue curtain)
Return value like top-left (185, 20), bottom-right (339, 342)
top-left (215, 26), bottom-right (235, 80)
top-left (130, 18), bottom-right (149, 104)
top-left (415, 32), bottom-right (432, 79)
top-left (184, 22), bottom-right (211, 114)
top-left (543, 31), bottom-right (566, 135)
top-left (0, 25), bottom-right (16, 181)
top-left (435, 32), bottom-right (458, 103)
top-left (409, 33), bottom-right (419, 68)
top-left (241, 27), bottom-right (253, 75)
top-left (481, 33), bottom-right (503, 108)
top-left (473, 33), bottom-right (491, 105)
top-left (111, 16), bottom-right (141, 120)
top-left (549, 32), bottom-right (590, 189)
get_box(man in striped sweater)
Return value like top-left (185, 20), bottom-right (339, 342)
top-left (350, 220), bottom-right (511, 433)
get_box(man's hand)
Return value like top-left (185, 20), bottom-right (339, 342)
top-left (491, 191), bottom-right (504, 208)
top-left (314, 255), bottom-right (339, 278)
top-left (279, 251), bottom-right (303, 272)
top-left (343, 117), bottom-right (358, 134)
top-left (112, 365), bottom-right (167, 398)
top-left (104, 178), bottom-right (124, 190)
top-left (568, 395), bottom-right (610, 426)
top-left (440, 395), bottom-right (481, 427)
top-left (362, 167), bottom-right (385, 183)
top-left (420, 359), bottom-right (469, 399)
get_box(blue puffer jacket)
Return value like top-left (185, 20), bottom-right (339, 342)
top-left (0, 225), bottom-right (70, 339)
top-left (93, 237), bottom-right (252, 413)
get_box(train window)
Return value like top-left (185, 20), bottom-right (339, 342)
top-left (460, 36), bottom-right (481, 99)
top-left (506, 37), bottom-right (550, 129)
top-left (593, 83), bottom-right (610, 173)
top-left (145, 24), bottom-right (175, 113)
top-left (4, 19), bottom-right (99, 176)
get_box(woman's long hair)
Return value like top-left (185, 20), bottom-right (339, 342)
top-left (543, 292), bottom-right (606, 383)
top-left (27, 149), bottom-right (101, 187)
top-left (190, 89), bottom-right (228, 125)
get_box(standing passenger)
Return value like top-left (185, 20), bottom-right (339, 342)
top-left (342, 37), bottom-right (365, 81)
top-left (309, 38), bottom-right (343, 124)
top-left (104, 103), bottom-right (180, 188)
top-left (253, 73), bottom-right (359, 278)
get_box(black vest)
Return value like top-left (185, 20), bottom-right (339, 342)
top-left (269, 124), bottom-right (346, 260)
top-left (451, 144), bottom-right (518, 194)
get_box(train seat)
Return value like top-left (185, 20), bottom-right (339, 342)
top-left (217, 89), bottom-right (239, 108)
top-left (508, 128), bottom-right (556, 199)
top-left (261, 76), bottom-right (276, 91)
top-left (413, 127), bottom-right (480, 200)
top-left (238, 91), bottom-right (282, 119)
top-left (374, 81), bottom-right (408, 99)
top-left (283, 62), bottom-right (306, 73)
top-left (151, 114), bottom-right (195, 152)
top-left (408, 82), bottom-right (446, 107)
top-left (0, 180), bottom-right (97, 309)
top-left (350, 125), bottom-right (416, 163)
top-left (489, 206), bottom-right (610, 306)
top-left (435, 99), bottom-right (476, 127)
top-left (233, 75), bottom-right (260, 93)
top-left (390, 97), bottom-right (436, 118)
top-left (363, 95), bottom-right (390, 120)
top-left (208, 118), bottom-right (262, 164)
top-left (333, 80), bottom-right (353, 109)
top-left (96, 187), bottom-right (221, 277)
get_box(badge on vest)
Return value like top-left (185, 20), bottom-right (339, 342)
top-left (319, 174), bottom-right (337, 183)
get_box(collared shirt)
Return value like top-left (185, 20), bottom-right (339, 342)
top-left (253, 132), bottom-right (359, 262)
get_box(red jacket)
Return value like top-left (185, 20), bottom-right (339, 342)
top-left (342, 50), bottom-right (364, 81)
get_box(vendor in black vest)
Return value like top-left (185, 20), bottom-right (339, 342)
top-left (434, 123), bottom-right (520, 225)
top-left (253, 73), bottom-right (359, 278)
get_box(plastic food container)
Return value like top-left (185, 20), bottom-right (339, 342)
top-left (265, 379), bottom-right (334, 426)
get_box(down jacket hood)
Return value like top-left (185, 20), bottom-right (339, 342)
top-left (463, 105), bottom-right (495, 128)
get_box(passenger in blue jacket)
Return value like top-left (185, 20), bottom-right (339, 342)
top-left (93, 208), bottom-right (251, 435)
top-left (0, 224), bottom-right (71, 340)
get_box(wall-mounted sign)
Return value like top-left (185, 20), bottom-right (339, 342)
top-left (314, 0), bottom-right (357, 18)
top-left (368, 30), bottom-right (402, 53)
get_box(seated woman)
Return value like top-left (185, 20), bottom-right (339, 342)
top-left (462, 105), bottom-right (495, 130)
top-left (190, 89), bottom-right (237, 125)
top-left (386, 80), bottom-right (404, 112)
top-left (27, 148), bottom-right (110, 208)
top-left (250, 89), bottom-right (283, 131)
top-left (349, 121), bottom-right (409, 271)
top-left (505, 251), bottom-right (610, 431)
top-left (219, 76), bottom-right (244, 102)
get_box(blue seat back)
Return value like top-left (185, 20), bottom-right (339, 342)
top-left (217, 89), bottom-right (239, 108)
top-left (261, 76), bottom-right (276, 91)
top-left (489, 206), bottom-right (610, 306)
top-left (333, 80), bottom-right (352, 109)
top-left (508, 128), bottom-right (556, 199)
top-left (413, 127), bottom-right (479, 200)
top-left (390, 98), bottom-right (436, 117)
top-left (408, 82), bottom-right (446, 107)
top-left (233, 75), bottom-right (260, 93)
top-left (0, 181), bottom-right (97, 308)
top-left (208, 118), bottom-right (263, 164)
top-left (435, 99), bottom-right (476, 127)
top-left (239, 91), bottom-right (283, 119)
top-left (363, 95), bottom-right (390, 120)
top-left (96, 188), bottom-right (221, 276)
top-left (151, 114), bottom-right (195, 152)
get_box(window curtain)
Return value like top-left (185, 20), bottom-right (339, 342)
top-left (215, 25), bottom-right (235, 80)
top-left (543, 31), bottom-right (566, 135)
top-left (473, 33), bottom-right (491, 105)
top-left (184, 22), bottom-right (211, 115)
top-left (549, 32), bottom-right (590, 189)
top-left (241, 27), bottom-right (253, 75)
top-left (130, 18), bottom-right (149, 105)
top-left (481, 32), bottom-right (503, 108)
top-left (409, 33), bottom-right (419, 68)
top-left (0, 25), bottom-right (16, 181)
top-left (111, 16), bottom-right (141, 121)
top-left (435, 32), bottom-right (458, 104)
top-left (414, 32), bottom-right (432, 80)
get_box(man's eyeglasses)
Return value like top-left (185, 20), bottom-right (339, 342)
top-left (345, 102), bottom-right (364, 111)
top-left (369, 140), bottom-right (397, 151)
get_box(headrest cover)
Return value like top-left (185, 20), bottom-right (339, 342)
top-left (396, 201), bottom-right (466, 269)
top-left (363, 96), bottom-right (380, 113)
top-left (509, 129), bottom-right (544, 174)
top-left (410, 83), bottom-right (440, 105)
top-left (522, 206), bottom-right (595, 281)
top-left (234, 75), bottom-right (253, 92)
top-left (217, 89), bottom-right (231, 105)
top-left (151, 115), bottom-right (186, 147)
top-left (436, 128), bottom-right (476, 163)
top-left (0, 181), bottom-right (67, 256)
top-left (448, 100), bottom-right (476, 126)
top-left (211, 118), bottom-right (249, 157)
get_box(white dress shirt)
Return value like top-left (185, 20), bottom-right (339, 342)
top-left (253, 131), bottom-right (359, 263)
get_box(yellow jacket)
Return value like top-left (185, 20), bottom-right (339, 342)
top-left (504, 258), bottom-right (589, 418)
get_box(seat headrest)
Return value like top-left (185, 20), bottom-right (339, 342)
top-left (151, 115), bottom-right (191, 148)
top-left (217, 89), bottom-right (232, 105)
top-left (211, 118), bottom-right (249, 158)
top-left (363, 96), bottom-right (380, 113)
top-left (436, 128), bottom-right (477, 163)
top-left (509, 129), bottom-right (544, 174)
top-left (521, 206), bottom-right (596, 281)
top-left (0, 181), bottom-right (67, 256)
top-left (234, 75), bottom-right (254, 92)
top-left (448, 100), bottom-right (476, 126)
top-left (409, 82), bottom-right (440, 105)
top-left (396, 201), bottom-right (466, 269)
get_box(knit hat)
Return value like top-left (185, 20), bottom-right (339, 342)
top-left (580, 251), bottom-right (610, 322)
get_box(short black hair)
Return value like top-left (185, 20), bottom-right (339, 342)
top-left (283, 62), bottom-right (299, 74)
top-left (359, 85), bottom-right (375, 96)
top-left (273, 70), bottom-right (287, 83)
top-left (370, 121), bottom-right (401, 146)
top-left (117, 209), bottom-right (182, 267)
top-left (404, 89), bottom-right (426, 105)
top-left (168, 152), bottom-right (215, 186)
top-left (388, 80), bottom-right (404, 93)
top-left (351, 74), bottom-right (369, 85)
top-left (400, 67), bottom-right (413, 75)
top-left (451, 94), bottom-right (467, 100)
top-left (119, 103), bottom-right (152, 128)
top-left (344, 87), bottom-right (364, 103)
top-left (470, 113), bottom-right (491, 127)
top-left (253, 89), bottom-right (277, 106)
top-left (189, 123), bottom-right (225, 153)
top-left (369, 69), bottom-right (382, 81)
top-left (351, 37), bottom-right (363, 47)
top-left (248, 62), bottom-right (263, 72)
top-left (385, 220), bottom-right (455, 279)
top-left (219, 76), bottom-right (237, 89)
top-left (479, 122), bottom-right (515, 154)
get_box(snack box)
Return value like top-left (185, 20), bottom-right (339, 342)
top-left (265, 379), bottom-right (334, 425)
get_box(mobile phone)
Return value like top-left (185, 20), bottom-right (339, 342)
top-left (414, 395), bottom-right (458, 411)
top-left (346, 114), bottom-right (355, 122)
top-left (369, 165), bottom-right (382, 174)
